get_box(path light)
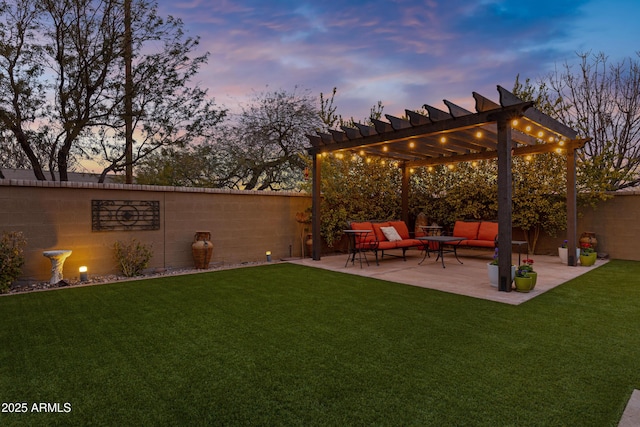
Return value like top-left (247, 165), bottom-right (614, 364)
top-left (266, 251), bottom-right (272, 262)
top-left (79, 266), bottom-right (88, 282)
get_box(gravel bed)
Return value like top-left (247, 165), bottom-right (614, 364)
top-left (4, 261), bottom-right (270, 295)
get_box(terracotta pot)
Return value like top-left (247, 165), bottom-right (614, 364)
top-left (579, 232), bottom-right (597, 251)
top-left (192, 231), bottom-right (213, 269)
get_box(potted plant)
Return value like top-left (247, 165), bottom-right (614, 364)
top-left (514, 266), bottom-right (534, 293)
top-left (579, 242), bottom-right (597, 266)
top-left (519, 259), bottom-right (537, 289)
top-left (558, 240), bottom-right (580, 264)
top-left (487, 248), bottom-right (516, 288)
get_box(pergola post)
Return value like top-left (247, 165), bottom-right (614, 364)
top-left (311, 153), bottom-right (322, 260)
top-left (566, 148), bottom-right (578, 266)
top-left (496, 115), bottom-right (513, 292)
top-left (401, 163), bottom-right (410, 224)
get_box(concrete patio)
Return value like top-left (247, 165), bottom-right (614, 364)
top-left (289, 247), bottom-right (608, 305)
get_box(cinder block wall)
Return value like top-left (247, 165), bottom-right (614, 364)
top-left (0, 180), bottom-right (311, 282)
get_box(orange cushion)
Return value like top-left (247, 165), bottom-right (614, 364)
top-left (477, 222), bottom-right (498, 242)
top-left (389, 221), bottom-right (411, 240)
top-left (372, 222), bottom-right (391, 242)
top-left (350, 222), bottom-right (375, 245)
top-left (452, 221), bottom-right (480, 240)
top-left (464, 239), bottom-right (496, 248)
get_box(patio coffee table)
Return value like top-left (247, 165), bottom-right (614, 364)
top-left (417, 236), bottom-right (465, 268)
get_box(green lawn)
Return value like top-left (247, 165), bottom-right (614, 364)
top-left (1, 260), bottom-right (639, 426)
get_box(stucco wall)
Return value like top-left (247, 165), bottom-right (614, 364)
top-left (0, 180), bottom-right (311, 282)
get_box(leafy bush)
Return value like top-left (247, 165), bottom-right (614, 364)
top-left (113, 239), bottom-right (153, 277)
top-left (0, 231), bottom-right (27, 293)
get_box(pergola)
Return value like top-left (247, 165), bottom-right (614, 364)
top-left (306, 85), bottom-right (589, 292)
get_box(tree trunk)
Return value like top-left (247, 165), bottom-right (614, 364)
top-left (14, 126), bottom-right (46, 180)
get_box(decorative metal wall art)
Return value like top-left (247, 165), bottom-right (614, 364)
top-left (92, 200), bottom-right (160, 231)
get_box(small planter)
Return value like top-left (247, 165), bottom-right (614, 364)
top-left (558, 247), bottom-right (580, 264)
top-left (487, 263), bottom-right (516, 288)
top-left (528, 272), bottom-right (538, 290)
top-left (579, 252), bottom-right (597, 266)
top-left (514, 276), bottom-right (533, 293)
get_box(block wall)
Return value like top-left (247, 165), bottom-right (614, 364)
top-left (0, 180), bottom-right (311, 282)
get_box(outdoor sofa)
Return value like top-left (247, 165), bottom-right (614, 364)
top-left (450, 220), bottom-right (498, 248)
top-left (347, 219), bottom-right (498, 266)
top-left (347, 220), bottom-right (426, 265)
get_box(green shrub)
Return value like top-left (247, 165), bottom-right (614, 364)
top-left (113, 239), bottom-right (153, 277)
top-left (0, 231), bottom-right (27, 293)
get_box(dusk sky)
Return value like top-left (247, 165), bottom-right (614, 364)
top-left (156, 0), bottom-right (640, 121)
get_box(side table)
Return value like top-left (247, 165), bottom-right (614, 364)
top-left (344, 230), bottom-right (372, 268)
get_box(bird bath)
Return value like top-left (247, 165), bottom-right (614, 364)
top-left (42, 250), bottom-right (72, 284)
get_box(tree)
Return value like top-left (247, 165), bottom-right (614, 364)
top-left (0, 0), bottom-right (225, 181)
top-left (135, 144), bottom-right (231, 188)
top-left (220, 87), bottom-right (322, 191)
top-left (546, 52), bottom-right (640, 191)
top-left (0, 0), bottom-right (48, 180)
top-left (510, 76), bottom-right (570, 252)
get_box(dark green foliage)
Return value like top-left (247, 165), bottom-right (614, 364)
top-left (0, 231), bottom-right (26, 293)
top-left (0, 261), bottom-right (638, 425)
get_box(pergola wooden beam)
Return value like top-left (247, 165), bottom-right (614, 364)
top-left (307, 101), bottom-right (533, 155)
top-left (406, 138), bottom-right (589, 167)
